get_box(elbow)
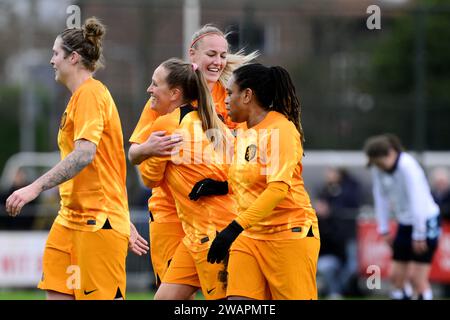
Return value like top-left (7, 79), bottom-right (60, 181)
top-left (279, 184), bottom-right (289, 196)
top-left (86, 150), bottom-right (95, 164)
top-left (278, 188), bottom-right (289, 202)
top-left (272, 183), bottom-right (289, 202)
top-left (74, 140), bottom-right (97, 168)
top-left (128, 149), bottom-right (138, 165)
top-left (128, 144), bottom-right (143, 165)
top-left (128, 146), bottom-right (137, 164)
top-left (140, 174), bottom-right (151, 188)
top-left (140, 174), bottom-right (160, 188)
top-left (80, 149), bottom-right (95, 168)
top-left (273, 190), bottom-right (288, 205)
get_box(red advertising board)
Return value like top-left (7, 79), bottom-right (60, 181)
top-left (357, 219), bottom-right (450, 283)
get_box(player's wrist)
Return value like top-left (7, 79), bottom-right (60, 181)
top-left (139, 142), bottom-right (154, 158)
top-left (210, 179), bottom-right (228, 195)
top-left (222, 220), bottom-right (244, 242)
top-left (31, 181), bottom-right (44, 193)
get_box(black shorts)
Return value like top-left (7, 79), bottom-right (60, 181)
top-left (392, 215), bottom-right (441, 263)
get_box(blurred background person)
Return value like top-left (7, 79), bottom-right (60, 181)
top-left (364, 133), bottom-right (441, 300)
top-left (430, 167), bottom-right (450, 222)
top-left (0, 168), bottom-right (31, 204)
top-left (315, 167), bottom-right (362, 299)
top-left (429, 166), bottom-right (450, 297)
top-left (0, 168), bottom-right (37, 230)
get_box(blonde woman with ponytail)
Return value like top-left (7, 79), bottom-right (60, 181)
top-left (6, 17), bottom-right (130, 300)
top-left (189, 24), bottom-right (259, 129)
top-left (138, 58), bottom-right (237, 300)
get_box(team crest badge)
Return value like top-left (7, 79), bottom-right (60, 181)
top-left (59, 112), bottom-right (67, 129)
top-left (245, 144), bottom-right (257, 161)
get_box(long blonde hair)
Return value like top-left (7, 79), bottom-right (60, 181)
top-left (190, 24), bottom-right (259, 88)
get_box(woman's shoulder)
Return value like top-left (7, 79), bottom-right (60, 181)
top-left (75, 77), bottom-right (108, 98)
top-left (153, 108), bottom-right (180, 127)
top-left (84, 77), bottom-right (106, 90)
top-left (399, 152), bottom-right (416, 165)
top-left (267, 111), bottom-right (297, 132)
top-left (398, 152), bottom-right (423, 173)
top-left (152, 106), bottom-right (197, 133)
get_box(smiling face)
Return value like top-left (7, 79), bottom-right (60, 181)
top-left (147, 65), bottom-right (174, 115)
top-left (50, 37), bottom-right (72, 84)
top-left (189, 34), bottom-right (228, 86)
top-left (225, 75), bottom-right (248, 124)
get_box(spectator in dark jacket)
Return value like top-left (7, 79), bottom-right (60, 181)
top-left (316, 167), bottom-right (362, 298)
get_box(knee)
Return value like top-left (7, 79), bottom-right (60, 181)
top-left (154, 289), bottom-right (178, 300)
top-left (154, 284), bottom-right (196, 300)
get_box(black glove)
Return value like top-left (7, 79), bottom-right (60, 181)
top-left (188, 178), bottom-right (228, 201)
top-left (207, 220), bottom-right (244, 264)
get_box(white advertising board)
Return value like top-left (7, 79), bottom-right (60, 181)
top-left (0, 232), bottom-right (47, 287)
